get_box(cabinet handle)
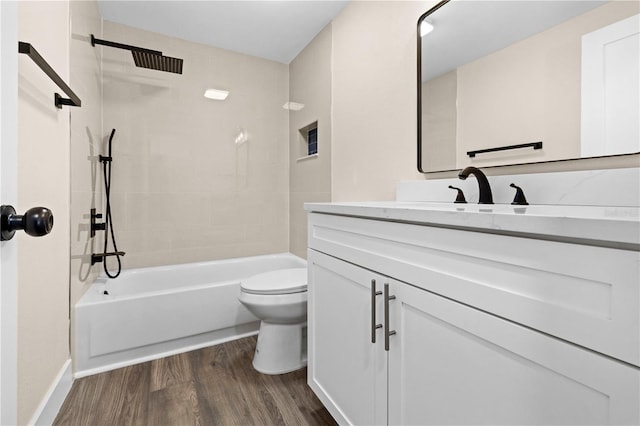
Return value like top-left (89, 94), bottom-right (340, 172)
top-left (384, 283), bottom-right (396, 351)
top-left (371, 279), bottom-right (383, 343)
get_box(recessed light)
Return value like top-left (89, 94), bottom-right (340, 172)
top-left (283, 101), bottom-right (305, 111)
top-left (204, 89), bottom-right (229, 100)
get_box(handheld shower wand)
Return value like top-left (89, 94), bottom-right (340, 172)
top-left (91, 129), bottom-right (125, 277)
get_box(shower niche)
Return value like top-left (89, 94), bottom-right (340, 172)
top-left (297, 121), bottom-right (319, 160)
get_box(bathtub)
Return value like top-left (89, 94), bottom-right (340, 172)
top-left (74, 252), bottom-right (306, 378)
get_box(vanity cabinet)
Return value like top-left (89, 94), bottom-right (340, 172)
top-left (308, 252), bottom-right (386, 425)
top-left (307, 211), bottom-right (640, 426)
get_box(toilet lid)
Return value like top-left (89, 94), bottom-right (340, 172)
top-left (241, 268), bottom-right (307, 295)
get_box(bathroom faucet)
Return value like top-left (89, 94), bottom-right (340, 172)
top-left (458, 166), bottom-right (493, 204)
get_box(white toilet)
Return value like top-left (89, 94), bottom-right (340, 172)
top-left (238, 268), bottom-right (308, 375)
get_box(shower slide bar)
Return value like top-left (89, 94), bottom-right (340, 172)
top-left (466, 141), bottom-right (542, 158)
top-left (18, 41), bottom-right (82, 109)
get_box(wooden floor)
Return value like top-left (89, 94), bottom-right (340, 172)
top-left (54, 336), bottom-right (336, 426)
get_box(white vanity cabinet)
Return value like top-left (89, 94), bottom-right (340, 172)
top-left (308, 251), bottom-right (387, 425)
top-left (307, 209), bottom-right (640, 426)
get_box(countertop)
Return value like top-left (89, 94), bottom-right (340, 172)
top-left (305, 201), bottom-right (640, 250)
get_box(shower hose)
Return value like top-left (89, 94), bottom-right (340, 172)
top-left (101, 128), bottom-right (122, 278)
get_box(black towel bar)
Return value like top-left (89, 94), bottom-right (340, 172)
top-left (467, 141), bottom-right (542, 158)
top-left (18, 41), bottom-right (82, 109)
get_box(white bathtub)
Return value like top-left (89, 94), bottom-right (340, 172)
top-left (74, 252), bottom-right (306, 378)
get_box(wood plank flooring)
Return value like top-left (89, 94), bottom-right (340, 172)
top-left (54, 336), bottom-right (336, 426)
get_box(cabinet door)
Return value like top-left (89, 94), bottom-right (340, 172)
top-left (308, 250), bottom-right (387, 425)
top-left (387, 281), bottom-right (640, 426)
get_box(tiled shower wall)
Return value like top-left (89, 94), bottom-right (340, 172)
top-left (289, 24), bottom-right (332, 258)
top-left (101, 21), bottom-right (290, 269)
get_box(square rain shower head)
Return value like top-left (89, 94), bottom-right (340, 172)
top-left (131, 50), bottom-right (183, 74)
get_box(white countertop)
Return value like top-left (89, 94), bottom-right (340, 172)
top-left (305, 201), bottom-right (640, 250)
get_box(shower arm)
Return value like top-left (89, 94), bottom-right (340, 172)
top-left (90, 34), bottom-right (162, 56)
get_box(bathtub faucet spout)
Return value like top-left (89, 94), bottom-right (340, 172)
top-left (91, 251), bottom-right (126, 266)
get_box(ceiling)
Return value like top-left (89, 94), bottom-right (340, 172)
top-left (97, 0), bottom-right (350, 64)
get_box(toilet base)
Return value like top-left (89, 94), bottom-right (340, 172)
top-left (252, 321), bottom-right (307, 375)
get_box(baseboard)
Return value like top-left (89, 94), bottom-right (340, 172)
top-left (29, 359), bottom-right (73, 426)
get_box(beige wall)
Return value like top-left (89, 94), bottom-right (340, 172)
top-left (17, 1), bottom-right (70, 423)
top-left (102, 21), bottom-right (290, 269)
top-left (456, 1), bottom-right (640, 169)
top-left (289, 24), bottom-right (332, 259)
top-left (331, 1), bottom-right (432, 201)
top-left (69, 0), bottom-right (103, 316)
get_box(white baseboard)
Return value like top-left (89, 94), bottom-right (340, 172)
top-left (29, 359), bottom-right (73, 426)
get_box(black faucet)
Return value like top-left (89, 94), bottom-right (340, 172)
top-left (458, 166), bottom-right (493, 204)
top-left (448, 185), bottom-right (467, 203)
top-left (509, 183), bottom-right (529, 205)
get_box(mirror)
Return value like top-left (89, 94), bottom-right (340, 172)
top-left (418, 0), bottom-right (640, 173)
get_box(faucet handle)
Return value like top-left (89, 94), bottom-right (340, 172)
top-left (509, 183), bottom-right (529, 205)
top-left (448, 185), bottom-right (467, 204)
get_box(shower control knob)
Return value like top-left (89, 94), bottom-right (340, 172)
top-left (1, 205), bottom-right (54, 241)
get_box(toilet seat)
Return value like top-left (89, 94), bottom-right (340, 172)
top-left (241, 268), bottom-right (307, 295)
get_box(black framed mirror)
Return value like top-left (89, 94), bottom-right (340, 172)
top-left (418, 0), bottom-right (640, 173)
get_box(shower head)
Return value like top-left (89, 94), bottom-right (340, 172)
top-left (131, 51), bottom-right (183, 74)
top-left (91, 35), bottom-right (184, 74)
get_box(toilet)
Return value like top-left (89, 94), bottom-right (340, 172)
top-left (239, 268), bottom-right (308, 374)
